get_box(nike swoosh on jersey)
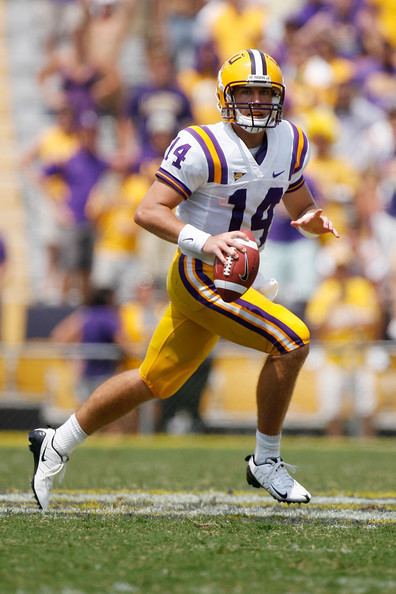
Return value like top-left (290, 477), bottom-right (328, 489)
top-left (41, 445), bottom-right (47, 462)
top-left (272, 170), bottom-right (285, 178)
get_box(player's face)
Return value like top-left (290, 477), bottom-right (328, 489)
top-left (233, 86), bottom-right (275, 117)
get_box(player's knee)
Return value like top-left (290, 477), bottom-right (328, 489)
top-left (139, 368), bottom-right (186, 400)
top-left (283, 317), bottom-right (310, 359)
top-left (272, 342), bottom-right (309, 368)
top-left (294, 342), bottom-right (310, 363)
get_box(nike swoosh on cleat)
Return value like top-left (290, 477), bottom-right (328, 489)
top-left (272, 486), bottom-right (288, 499)
top-left (272, 170), bottom-right (285, 178)
top-left (41, 445), bottom-right (47, 462)
top-left (183, 238), bottom-right (194, 241)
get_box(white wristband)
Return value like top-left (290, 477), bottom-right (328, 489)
top-left (178, 224), bottom-right (211, 258)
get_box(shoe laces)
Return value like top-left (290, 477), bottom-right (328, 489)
top-left (265, 457), bottom-right (296, 489)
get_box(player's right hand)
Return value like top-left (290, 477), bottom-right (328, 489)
top-left (203, 231), bottom-right (248, 265)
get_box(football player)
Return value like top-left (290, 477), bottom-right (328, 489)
top-left (29, 49), bottom-right (339, 510)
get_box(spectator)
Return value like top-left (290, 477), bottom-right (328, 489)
top-left (351, 170), bottom-right (390, 300)
top-left (119, 273), bottom-right (165, 359)
top-left (41, 112), bottom-right (112, 304)
top-left (118, 275), bottom-right (166, 432)
top-left (305, 107), bottom-right (360, 240)
top-left (362, 102), bottom-right (396, 169)
top-left (134, 111), bottom-right (181, 286)
top-left (194, 0), bottom-right (267, 63)
top-left (83, 0), bottom-right (135, 119)
top-left (84, 0), bottom-right (135, 74)
top-left (177, 40), bottom-right (221, 125)
top-left (305, 240), bottom-right (383, 437)
top-left (360, 38), bottom-right (396, 111)
top-left (38, 21), bottom-right (121, 126)
top-left (20, 103), bottom-right (78, 302)
top-left (287, 0), bottom-right (329, 29)
top-left (154, 0), bottom-right (204, 71)
top-left (298, 32), bottom-right (354, 107)
top-left (87, 158), bottom-right (148, 303)
top-left (120, 46), bottom-right (193, 158)
top-left (331, 75), bottom-right (386, 170)
top-left (373, 156), bottom-right (396, 338)
top-left (358, 109), bottom-right (396, 296)
top-left (44, 0), bottom-right (85, 53)
top-left (51, 287), bottom-right (130, 401)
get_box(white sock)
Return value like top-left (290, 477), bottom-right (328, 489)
top-left (254, 430), bottom-right (281, 464)
top-left (53, 414), bottom-right (88, 456)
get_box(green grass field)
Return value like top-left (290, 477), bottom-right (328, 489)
top-left (0, 434), bottom-right (395, 594)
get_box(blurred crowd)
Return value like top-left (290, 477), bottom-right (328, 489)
top-left (12, 0), bottom-right (396, 434)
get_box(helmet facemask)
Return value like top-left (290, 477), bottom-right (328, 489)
top-left (221, 82), bottom-right (284, 133)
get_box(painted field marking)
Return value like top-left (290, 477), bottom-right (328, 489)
top-left (0, 492), bottom-right (395, 522)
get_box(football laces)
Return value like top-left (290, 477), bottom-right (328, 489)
top-left (223, 255), bottom-right (233, 277)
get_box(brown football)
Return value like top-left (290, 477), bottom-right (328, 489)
top-left (213, 230), bottom-right (260, 302)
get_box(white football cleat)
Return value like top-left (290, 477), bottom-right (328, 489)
top-left (28, 428), bottom-right (68, 510)
top-left (245, 455), bottom-right (311, 504)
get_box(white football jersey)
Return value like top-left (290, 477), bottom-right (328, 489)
top-left (156, 120), bottom-right (310, 251)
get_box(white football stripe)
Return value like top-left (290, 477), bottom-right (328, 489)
top-left (235, 238), bottom-right (258, 250)
top-left (213, 279), bottom-right (245, 293)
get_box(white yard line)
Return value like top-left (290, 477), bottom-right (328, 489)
top-left (1, 492), bottom-right (396, 522)
top-left (1, 492), bottom-right (396, 505)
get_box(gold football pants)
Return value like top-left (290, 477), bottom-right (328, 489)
top-left (139, 251), bottom-right (310, 398)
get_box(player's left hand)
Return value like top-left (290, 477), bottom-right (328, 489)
top-left (290, 208), bottom-right (340, 238)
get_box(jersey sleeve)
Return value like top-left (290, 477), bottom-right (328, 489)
top-left (286, 124), bottom-right (310, 193)
top-left (155, 128), bottom-right (208, 199)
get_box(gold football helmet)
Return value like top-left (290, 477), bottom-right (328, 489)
top-left (217, 49), bottom-right (285, 132)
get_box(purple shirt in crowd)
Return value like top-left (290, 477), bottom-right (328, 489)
top-left (124, 85), bottom-right (192, 145)
top-left (386, 191), bottom-right (396, 219)
top-left (81, 305), bottom-right (120, 378)
top-left (0, 236), bottom-right (6, 264)
top-left (44, 148), bottom-right (109, 223)
top-left (61, 69), bottom-right (101, 123)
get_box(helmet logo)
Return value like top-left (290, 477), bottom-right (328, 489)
top-left (228, 52), bottom-right (244, 65)
top-left (247, 74), bottom-right (271, 84)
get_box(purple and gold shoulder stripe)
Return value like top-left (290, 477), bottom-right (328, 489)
top-left (285, 175), bottom-right (304, 194)
top-left (288, 123), bottom-right (309, 179)
top-left (155, 168), bottom-right (192, 200)
top-left (185, 126), bottom-right (229, 184)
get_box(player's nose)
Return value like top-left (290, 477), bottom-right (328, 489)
top-left (251, 88), bottom-right (272, 102)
